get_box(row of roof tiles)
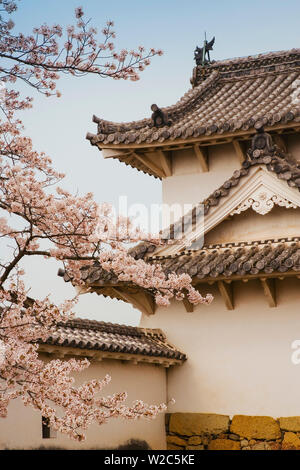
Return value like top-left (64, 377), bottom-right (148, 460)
top-left (150, 240), bottom-right (300, 279)
top-left (67, 239), bottom-right (300, 287)
top-left (42, 318), bottom-right (186, 362)
top-left (86, 49), bottom-right (300, 147)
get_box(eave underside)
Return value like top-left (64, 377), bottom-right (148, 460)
top-left (86, 269), bottom-right (300, 313)
top-left (39, 344), bottom-right (182, 367)
top-left (72, 237), bottom-right (300, 313)
top-left (94, 123), bottom-right (300, 179)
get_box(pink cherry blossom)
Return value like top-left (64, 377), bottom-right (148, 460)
top-left (0, 0), bottom-right (212, 441)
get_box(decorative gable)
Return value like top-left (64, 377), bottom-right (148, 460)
top-left (231, 191), bottom-right (297, 216)
top-left (155, 165), bottom-right (300, 256)
top-left (229, 167), bottom-right (298, 216)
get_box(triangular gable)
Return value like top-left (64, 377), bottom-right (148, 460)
top-left (155, 165), bottom-right (300, 257)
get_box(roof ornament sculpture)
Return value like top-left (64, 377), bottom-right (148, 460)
top-left (249, 124), bottom-right (274, 159)
top-left (150, 104), bottom-right (172, 128)
top-left (194, 33), bottom-right (215, 66)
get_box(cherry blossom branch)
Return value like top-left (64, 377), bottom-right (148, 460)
top-left (0, 3), bottom-right (163, 102)
top-left (0, 0), bottom-right (212, 441)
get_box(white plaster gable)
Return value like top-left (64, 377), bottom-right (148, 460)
top-left (154, 165), bottom-right (300, 256)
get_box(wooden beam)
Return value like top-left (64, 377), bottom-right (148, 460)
top-left (273, 134), bottom-right (287, 153)
top-left (182, 298), bottom-right (194, 313)
top-left (132, 151), bottom-right (166, 178)
top-left (135, 291), bottom-right (156, 315)
top-left (111, 287), bottom-right (155, 315)
top-left (218, 280), bottom-right (234, 310)
top-left (156, 150), bottom-right (172, 176)
top-left (232, 140), bottom-right (246, 164)
top-left (193, 144), bottom-right (209, 172)
top-left (39, 344), bottom-right (181, 366)
top-left (101, 148), bottom-right (130, 158)
top-left (260, 278), bottom-right (276, 308)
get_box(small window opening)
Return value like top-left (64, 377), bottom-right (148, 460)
top-left (42, 416), bottom-right (57, 439)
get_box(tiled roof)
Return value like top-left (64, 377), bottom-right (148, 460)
top-left (60, 132), bottom-right (300, 287)
top-left (149, 238), bottom-right (300, 280)
top-left (41, 318), bottom-right (186, 363)
top-left (86, 49), bottom-right (300, 147)
top-left (63, 238), bottom-right (300, 286)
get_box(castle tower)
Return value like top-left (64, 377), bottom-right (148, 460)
top-left (83, 48), bottom-right (300, 448)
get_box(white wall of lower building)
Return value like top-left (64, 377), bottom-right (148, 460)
top-left (0, 358), bottom-right (167, 450)
top-left (140, 277), bottom-right (300, 418)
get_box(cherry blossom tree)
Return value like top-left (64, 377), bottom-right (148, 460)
top-left (0, 1), bottom-right (212, 441)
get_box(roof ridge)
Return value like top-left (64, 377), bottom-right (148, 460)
top-left (191, 48), bottom-right (300, 86)
top-left (58, 317), bottom-right (167, 338)
top-left (209, 47), bottom-right (300, 68)
top-left (149, 237), bottom-right (300, 260)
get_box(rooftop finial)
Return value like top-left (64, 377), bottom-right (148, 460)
top-left (194, 34), bottom-right (215, 66)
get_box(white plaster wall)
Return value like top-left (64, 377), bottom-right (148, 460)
top-left (146, 134), bottom-right (300, 418)
top-left (162, 144), bottom-right (240, 212)
top-left (140, 278), bottom-right (300, 418)
top-left (205, 206), bottom-right (300, 245)
top-left (0, 359), bottom-right (167, 450)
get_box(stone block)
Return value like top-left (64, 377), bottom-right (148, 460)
top-left (208, 439), bottom-right (241, 450)
top-left (186, 445), bottom-right (204, 450)
top-left (169, 413), bottom-right (230, 436)
top-left (230, 415), bottom-right (280, 440)
top-left (166, 435), bottom-right (187, 447)
top-left (167, 444), bottom-right (184, 450)
top-left (282, 432), bottom-right (300, 450)
top-left (240, 439), bottom-right (249, 447)
top-left (251, 442), bottom-right (266, 450)
top-left (188, 436), bottom-right (202, 445)
top-left (267, 442), bottom-right (281, 450)
top-left (279, 417), bottom-right (300, 432)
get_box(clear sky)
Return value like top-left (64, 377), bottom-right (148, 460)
top-left (9, 0), bottom-right (300, 325)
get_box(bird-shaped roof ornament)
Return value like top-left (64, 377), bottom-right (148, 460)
top-left (194, 34), bottom-right (215, 66)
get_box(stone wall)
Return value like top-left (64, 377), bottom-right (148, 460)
top-left (166, 413), bottom-right (300, 450)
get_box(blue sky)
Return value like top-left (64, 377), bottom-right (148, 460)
top-left (9, 0), bottom-right (300, 325)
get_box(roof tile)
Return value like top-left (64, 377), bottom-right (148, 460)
top-left (87, 49), bottom-right (300, 149)
top-left (41, 318), bottom-right (186, 362)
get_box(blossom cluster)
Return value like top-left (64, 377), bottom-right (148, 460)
top-left (0, 1), bottom-right (163, 100)
top-left (0, 1), bottom-right (212, 440)
top-left (0, 283), bottom-right (166, 440)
